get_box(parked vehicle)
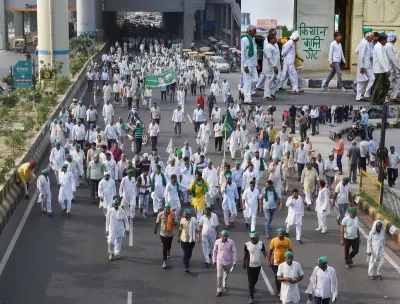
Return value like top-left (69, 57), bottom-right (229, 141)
top-left (347, 122), bottom-right (374, 141)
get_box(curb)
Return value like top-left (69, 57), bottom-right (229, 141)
top-left (356, 196), bottom-right (400, 244)
top-left (0, 44), bottom-right (108, 235)
top-left (302, 79), bottom-right (354, 90)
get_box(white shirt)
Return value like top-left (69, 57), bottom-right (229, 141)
top-left (359, 140), bottom-right (370, 157)
top-left (105, 124), bottom-right (118, 140)
top-left (199, 213), bottom-right (219, 236)
top-left (244, 241), bottom-right (265, 267)
top-left (213, 123), bottom-right (222, 137)
top-left (335, 182), bottom-right (351, 205)
top-left (295, 148), bottom-right (307, 164)
top-left (373, 42), bottom-right (389, 73)
top-left (86, 109), bottom-right (97, 121)
top-left (241, 36), bottom-right (258, 67)
top-left (148, 123), bottom-right (160, 137)
top-left (193, 108), bottom-right (204, 122)
top-left (388, 152), bottom-right (400, 169)
top-left (328, 41), bottom-right (346, 64)
top-left (277, 261), bottom-right (304, 303)
top-left (281, 39), bottom-right (296, 64)
top-left (310, 108), bottom-right (319, 119)
top-left (172, 109), bottom-right (185, 122)
top-left (306, 266), bottom-right (338, 300)
top-left (242, 188), bottom-right (260, 209)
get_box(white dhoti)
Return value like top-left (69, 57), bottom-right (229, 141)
top-left (37, 194), bottom-right (52, 213)
top-left (151, 192), bottom-right (164, 213)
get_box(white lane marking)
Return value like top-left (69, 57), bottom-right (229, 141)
top-left (129, 221), bottom-right (133, 246)
top-left (0, 189), bottom-right (39, 277)
top-left (127, 291), bottom-right (132, 304)
top-left (260, 266), bottom-right (275, 296)
top-left (358, 226), bottom-right (400, 275)
top-left (187, 113), bottom-right (192, 123)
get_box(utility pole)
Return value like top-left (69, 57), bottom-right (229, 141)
top-left (377, 105), bottom-right (389, 206)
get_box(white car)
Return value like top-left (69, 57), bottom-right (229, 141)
top-left (209, 56), bottom-right (230, 73)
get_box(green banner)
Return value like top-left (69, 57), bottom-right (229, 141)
top-left (222, 109), bottom-right (234, 139)
top-left (144, 67), bottom-right (177, 88)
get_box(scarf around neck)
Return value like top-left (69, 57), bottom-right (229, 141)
top-left (191, 179), bottom-right (208, 198)
top-left (241, 34), bottom-right (254, 57)
top-left (151, 172), bottom-right (166, 191)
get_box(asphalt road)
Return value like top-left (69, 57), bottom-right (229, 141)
top-left (0, 65), bottom-right (399, 304)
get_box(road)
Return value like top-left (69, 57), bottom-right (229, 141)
top-left (0, 66), bottom-right (399, 304)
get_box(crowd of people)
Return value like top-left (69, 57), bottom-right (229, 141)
top-left (12, 32), bottom-right (392, 304)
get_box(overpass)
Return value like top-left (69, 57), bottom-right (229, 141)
top-left (0, 0), bottom-right (240, 76)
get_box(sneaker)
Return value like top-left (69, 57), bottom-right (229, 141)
top-left (185, 268), bottom-right (190, 273)
top-left (340, 87), bottom-right (347, 92)
top-left (162, 261), bottom-right (167, 269)
top-left (297, 240), bottom-right (303, 244)
top-left (321, 230), bottom-right (327, 234)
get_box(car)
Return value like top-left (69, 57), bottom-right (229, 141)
top-left (209, 56), bottom-right (230, 73)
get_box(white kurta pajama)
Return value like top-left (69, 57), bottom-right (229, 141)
top-left (150, 172), bottom-right (166, 213)
top-left (164, 181), bottom-right (187, 217)
top-left (119, 176), bottom-right (137, 218)
top-left (50, 147), bottom-right (65, 183)
top-left (277, 261), bottom-right (304, 304)
top-left (229, 130), bottom-right (241, 159)
top-left (285, 196), bottom-right (304, 241)
top-left (355, 37), bottom-right (374, 100)
top-left (199, 212), bottom-right (219, 264)
top-left (221, 182), bottom-right (239, 226)
top-left (197, 123), bottom-right (211, 154)
top-left (106, 207), bottom-right (130, 257)
top-left (315, 187), bottom-right (330, 233)
top-left (242, 188), bottom-right (260, 232)
top-left (98, 178), bottom-right (116, 216)
top-left (202, 167), bottom-right (219, 206)
top-left (37, 175), bottom-right (52, 213)
top-left (241, 35), bottom-right (258, 103)
top-left (180, 163), bottom-right (194, 203)
top-left (367, 221), bottom-right (385, 277)
top-left (58, 171), bottom-right (76, 213)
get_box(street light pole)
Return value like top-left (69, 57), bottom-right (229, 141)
top-left (377, 105), bottom-right (389, 206)
top-left (293, 0), bottom-right (298, 30)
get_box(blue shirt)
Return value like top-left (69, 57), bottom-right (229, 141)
top-left (369, 140), bottom-right (376, 154)
top-left (360, 113), bottom-right (369, 126)
top-left (161, 86), bottom-right (167, 92)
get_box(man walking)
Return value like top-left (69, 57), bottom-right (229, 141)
top-left (367, 220), bottom-right (385, 280)
top-left (322, 32), bottom-right (348, 92)
top-left (341, 207), bottom-right (360, 269)
top-left (285, 189), bottom-right (305, 244)
top-left (106, 199), bottom-right (129, 261)
top-left (355, 29), bottom-right (375, 101)
top-left (148, 119), bottom-right (160, 151)
top-left (333, 177), bottom-right (352, 225)
top-left (259, 180), bottom-right (281, 239)
top-left (198, 205), bottom-right (219, 267)
top-left (388, 146), bottom-right (400, 187)
top-left (154, 203), bottom-right (176, 269)
top-left (58, 163), bottom-right (75, 216)
top-left (241, 25), bottom-right (258, 104)
top-left (172, 105), bottom-right (185, 136)
top-left (37, 168), bottom-right (52, 216)
top-left (213, 230), bottom-right (237, 297)
top-left (306, 256), bottom-right (338, 303)
top-left (347, 140), bottom-right (360, 183)
top-left (371, 34), bottom-right (390, 105)
top-left (262, 34), bottom-right (280, 101)
top-left (178, 209), bottom-right (197, 272)
top-left (277, 251), bottom-right (304, 304)
top-left (315, 181), bottom-right (330, 234)
top-left (242, 181), bottom-right (260, 232)
top-left (386, 32), bottom-right (400, 103)
top-left (243, 232), bottom-right (269, 304)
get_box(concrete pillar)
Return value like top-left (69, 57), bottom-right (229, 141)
top-left (29, 12), bottom-right (37, 32)
top-left (77, 0), bottom-right (96, 35)
top-left (350, 0), bottom-right (364, 74)
top-left (199, 10), bottom-right (204, 39)
top-left (95, 0), bottom-right (103, 29)
top-left (183, 5), bottom-right (194, 48)
top-left (230, 6), bottom-right (235, 46)
top-left (0, 0), bottom-right (7, 49)
top-left (38, 0), bottom-right (70, 77)
top-left (14, 12), bottom-right (24, 37)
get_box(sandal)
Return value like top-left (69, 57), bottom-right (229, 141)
top-left (215, 292), bottom-right (222, 297)
top-left (223, 287), bottom-right (229, 292)
top-left (114, 255), bottom-right (122, 260)
top-left (108, 254), bottom-right (114, 261)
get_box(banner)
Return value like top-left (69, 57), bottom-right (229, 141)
top-left (256, 19), bottom-right (277, 30)
top-left (144, 67), bottom-right (177, 88)
top-left (222, 109), bottom-right (234, 139)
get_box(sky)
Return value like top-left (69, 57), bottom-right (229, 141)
top-left (242, 0), bottom-right (294, 29)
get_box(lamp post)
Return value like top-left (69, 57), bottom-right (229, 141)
top-left (377, 105), bottom-right (389, 206)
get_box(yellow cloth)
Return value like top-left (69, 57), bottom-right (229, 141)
top-left (260, 129), bottom-right (266, 140)
top-left (301, 168), bottom-right (319, 192)
top-left (268, 128), bottom-right (278, 143)
top-left (18, 163), bottom-right (34, 184)
top-left (189, 179), bottom-right (209, 211)
top-left (269, 237), bottom-right (293, 265)
top-left (294, 51), bottom-right (302, 69)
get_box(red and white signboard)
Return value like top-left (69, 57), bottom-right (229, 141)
top-left (256, 19), bottom-right (277, 30)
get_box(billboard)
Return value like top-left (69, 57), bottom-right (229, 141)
top-left (256, 19), bottom-right (277, 30)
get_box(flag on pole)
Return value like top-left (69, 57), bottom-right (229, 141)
top-left (222, 109), bottom-right (234, 139)
top-left (166, 138), bottom-right (174, 154)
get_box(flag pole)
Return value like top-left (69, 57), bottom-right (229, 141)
top-left (224, 129), bottom-right (227, 161)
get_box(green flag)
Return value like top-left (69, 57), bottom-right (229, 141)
top-left (222, 109), bottom-right (234, 139)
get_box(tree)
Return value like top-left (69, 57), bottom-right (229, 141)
top-left (282, 25), bottom-right (292, 38)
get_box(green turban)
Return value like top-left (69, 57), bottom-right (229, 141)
top-left (318, 256), bottom-right (328, 264)
top-left (348, 207), bottom-right (357, 214)
top-left (205, 205), bottom-right (212, 211)
top-left (176, 150), bottom-right (183, 155)
top-left (221, 230), bottom-right (228, 236)
top-left (274, 157), bottom-right (280, 161)
top-left (184, 208), bottom-right (192, 215)
top-left (225, 173), bottom-right (232, 178)
top-left (207, 158), bottom-right (212, 163)
top-left (277, 228), bottom-right (286, 234)
top-left (376, 221), bottom-right (383, 227)
top-left (127, 169), bottom-right (135, 175)
top-left (41, 168), bottom-right (49, 174)
top-left (363, 27), bottom-right (373, 33)
top-left (113, 199), bottom-right (121, 205)
top-left (66, 154), bottom-right (72, 158)
top-left (165, 202), bottom-right (171, 208)
top-left (343, 177), bottom-right (350, 182)
top-left (60, 164), bottom-right (68, 168)
top-left (249, 232), bottom-right (259, 238)
top-left (285, 251), bottom-right (293, 258)
top-left (56, 140), bottom-right (61, 145)
top-left (235, 161), bottom-right (241, 165)
top-left (328, 152), bottom-right (334, 157)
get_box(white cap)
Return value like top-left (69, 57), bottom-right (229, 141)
top-left (104, 171), bottom-right (110, 176)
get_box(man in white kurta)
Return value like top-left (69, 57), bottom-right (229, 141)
top-left (242, 163), bottom-right (258, 190)
top-left (386, 32), bottom-right (400, 102)
top-left (102, 100), bottom-right (114, 125)
top-left (285, 189), bottom-right (304, 243)
top-left (50, 141), bottom-right (65, 184)
top-left (164, 174), bottom-right (187, 218)
top-left (180, 157), bottom-right (194, 203)
top-left (64, 155), bottom-right (79, 196)
top-left (197, 120), bottom-right (211, 154)
top-left (119, 168), bottom-right (137, 219)
top-left (103, 152), bottom-right (118, 180)
top-left (251, 151), bottom-right (266, 180)
top-left (222, 79), bottom-right (230, 103)
top-left (58, 164), bottom-right (76, 216)
top-left (71, 144), bottom-right (85, 186)
top-left (367, 220), bottom-right (385, 279)
top-left (221, 175), bottom-right (239, 228)
top-left (242, 181), bottom-right (260, 232)
top-left (165, 158), bottom-right (181, 182)
top-left (263, 35), bottom-right (281, 99)
top-left (315, 181), bottom-right (330, 234)
top-left (150, 165), bottom-right (167, 214)
top-left (241, 25), bottom-right (258, 104)
top-left (355, 31), bottom-right (374, 101)
top-left (229, 126), bottom-right (241, 160)
top-left (98, 171), bottom-right (116, 216)
top-left (277, 251), bottom-right (304, 304)
top-left (198, 205), bottom-right (219, 266)
top-left (202, 160), bottom-right (219, 206)
top-left (37, 168), bottom-right (52, 216)
top-left (106, 199), bottom-right (130, 261)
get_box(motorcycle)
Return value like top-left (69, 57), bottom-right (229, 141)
top-left (346, 121), bottom-right (374, 141)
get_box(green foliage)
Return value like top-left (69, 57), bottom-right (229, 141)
top-left (282, 25), bottom-right (292, 38)
top-left (70, 33), bottom-right (93, 56)
top-left (56, 76), bottom-right (70, 94)
top-left (0, 107), bottom-right (17, 136)
top-left (70, 53), bottom-right (91, 77)
top-left (5, 129), bottom-right (26, 154)
top-left (23, 117), bottom-right (36, 132)
top-left (0, 156), bottom-right (16, 185)
top-left (0, 92), bottom-right (19, 108)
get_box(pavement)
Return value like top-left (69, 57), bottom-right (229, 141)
top-left (0, 61), bottom-right (399, 304)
